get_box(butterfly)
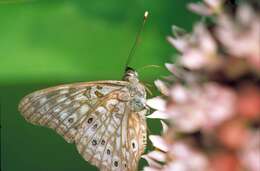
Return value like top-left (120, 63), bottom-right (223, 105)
top-left (18, 11), bottom-right (150, 171)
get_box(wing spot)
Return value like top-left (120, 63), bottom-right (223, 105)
top-left (96, 85), bottom-right (102, 90)
top-left (131, 140), bottom-right (138, 151)
top-left (101, 139), bottom-right (105, 145)
top-left (107, 149), bottom-right (110, 155)
top-left (68, 118), bottom-right (74, 123)
top-left (114, 161), bottom-right (118, 167)
top-left (92, 139), bottom-right (97, 146)
top-left (132, 142), bottom-right (136, 149)
top-left (92, 124), bottom-right (98, 130)
top-left (87, 118), bottom-right (93, 124)
top-left (94, 91), bottom-right (103, 98)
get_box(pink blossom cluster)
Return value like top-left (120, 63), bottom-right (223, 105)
top-left (143, 1), bottom-right (260, 171)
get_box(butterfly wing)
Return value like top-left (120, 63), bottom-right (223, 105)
top-left (74, 90), bottom-right (147, 171)
top-left (18, 81), bottom-right (128, 143)
top-left (18, 80), bottom-right (148, 170)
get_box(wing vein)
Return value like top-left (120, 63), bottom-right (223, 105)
top-left (22, 89), bottom-right (67, 118)
top-left (33, 89), bottom-right (86, 124)
top-left (65, 88), bottom-right (123, 136)
top-left (53, 100), bottom-right (92, 131)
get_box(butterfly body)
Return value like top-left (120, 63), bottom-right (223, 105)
top-left (18, 67), bottom-right (148, 171)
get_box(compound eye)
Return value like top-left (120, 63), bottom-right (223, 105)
top-left (130, 97), bottom-right (145, 112)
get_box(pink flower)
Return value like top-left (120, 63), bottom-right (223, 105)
top-left (217, 119), bottom-right (250, 150)
top-left (143, 2), bottom-right (260, 171)
top-left (149, 135), bottom-right (169, 152)
top-left (164, 63), bottom-right (199, 83)
top-left (168, 24), bottom-right (221, 70)
top-left (188, 0), bottom-right (224, 16)
top-left (147, 82), bottom-right (236, 132)
top-left (208, 151), bottom-right (241, 171)
top-left (237, 84), bottom-right (260, 119)
top-left (240, 130), bottom-right (260, 171)
top-left (143, 139), bottom-right (209, 171)
top-left (215, 4), bottom-right (260, 70)
top-left (166, 142), bottom-right (208, 171)
top-left (165, 83), bottom-right (236, 132)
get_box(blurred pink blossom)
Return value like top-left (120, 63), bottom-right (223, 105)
top-left (144, 1), bottom-right (260, 171)
top-left (240, 130), bottom-right (260, 171)
top-left (215, 4), bottom-right (260, 70)
top-left (217, 119), bottom-right (250, 150)
top-left (208, 151), bottom-right (241, 171)
top-left (237, 84), bottom-right (260, 119)
top-left (168, 24), bottom-right (222, 70)
top-left (143, 139), bottom-right (209, 171)
top-left (148, 83), bottom-right (236, 132)
top-left (188, 0), bottom-right (224, 16)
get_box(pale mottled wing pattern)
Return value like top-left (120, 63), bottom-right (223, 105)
top-left (18, 81), bottom-right (127, 143)
top-left (18, 80), bottom-right (147, 171)
top-left (75, 91), bottom-right (147, 171)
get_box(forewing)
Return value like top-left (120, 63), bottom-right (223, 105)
top-left (75, 90), bottom-right (147, 171)
top-left (18, 81), bottom-right (128, 143)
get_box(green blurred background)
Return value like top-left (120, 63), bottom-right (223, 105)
top-left (0, 0), bottom-right (198, 170)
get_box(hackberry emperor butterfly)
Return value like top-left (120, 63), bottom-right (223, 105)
top-left (18, 12), bottom-right (149, 171)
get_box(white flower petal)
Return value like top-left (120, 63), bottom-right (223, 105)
top-left (147, 151), bottom-right (166, 162)
top-left (172, 25), bottom-right (187, 38)
top-left (167, 36), bottom-right (187, 52)
top-left (146, 97), bottom-right (166, 111)
top-left (180, 49), bottom-right (206, 69)
top-left (143, 166), bottom-right (159, 171)
top-left (161, 120), bottom-right (168, 134)
top-left (142, 155), bottom-right (162, 168)
top-left (237, 4), bottom-right (254, 25)
top-left (146, 111), bottom-right (169, 119)
top-left (149, 135), bottom-right (169, 151)
top-left (205, 0), bottom-right (223, 9)
top-left (170, 85), bottom-right (189, 103)
top-left (154, 80), bottom-right (169, 96)
top-left (165, 63), bottom-right (181, 78)
top-left (195, 24), bottom-right (216, 53)
top-left (188, 3), bottom-right (212, 16)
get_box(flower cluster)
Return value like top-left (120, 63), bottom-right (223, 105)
top-left (143, 1), bottom-right (260, 171)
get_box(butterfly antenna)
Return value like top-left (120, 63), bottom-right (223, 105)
top-left (142, 82), bottom-right (153, 96)
top-left (124, 11), bottom-right (149, 71)
top-left (137, 64), bottom-right (162, 72)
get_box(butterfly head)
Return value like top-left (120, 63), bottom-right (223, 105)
top-left (123, 67), bottom-right (139, 83)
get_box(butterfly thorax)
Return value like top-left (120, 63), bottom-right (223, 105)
top-left (123, 67), bottom-right (146, 112)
